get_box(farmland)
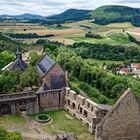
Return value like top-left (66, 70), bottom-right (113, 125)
top-left (0, 21), bottom-right (140, 45)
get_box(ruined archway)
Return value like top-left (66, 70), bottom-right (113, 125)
top-left (0, 104), bottom-right (11, 115)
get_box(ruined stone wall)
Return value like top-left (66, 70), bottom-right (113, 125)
top-left (96, 90), bottom-right (140, 140)
top-left (37, 89), bottom-right (65, 112)
top-left (43, 63), bottom-right (66, 89)
top-left (0, 92), bottom-right (39, 115)
top-left (64, 87), bottom-right (111, 134)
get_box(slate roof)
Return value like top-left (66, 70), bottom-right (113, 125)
top-left (11, 58), bottom-right (28, 72)
top-left (37, 54), bottom-right (56, 77)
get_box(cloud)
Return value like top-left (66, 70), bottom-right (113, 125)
top-left (0, 0), bottom-right (139, 16)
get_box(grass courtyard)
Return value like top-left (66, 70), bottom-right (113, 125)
top-left (0, 110), bottom-right (94, 140)
top-left (31, 110), bottom-right (94, 140)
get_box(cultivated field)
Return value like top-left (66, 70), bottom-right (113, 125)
top-left (0, 21), bottom-right (140, 45)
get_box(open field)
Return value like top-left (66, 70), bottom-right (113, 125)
top-left (17, 28), bottom-right (85, 36)
top-left (0, 21), bottom-right (140, 45)
top-left (67, 32), bottom-right (137, 46)
top-left (0, 110), bottom-right (94, 140)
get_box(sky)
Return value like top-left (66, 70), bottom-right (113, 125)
top-left (0, 0), bottom-right (140, 16)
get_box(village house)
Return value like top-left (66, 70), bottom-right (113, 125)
top-left (119, 67), bottom-right (130, 75)
top-left (118, 63), bottom-right (140, 78)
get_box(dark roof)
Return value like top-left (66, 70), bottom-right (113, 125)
top-left (37, 54), bottom-right (56, 77)
top-left (11, 58), bottom-right (28, 72)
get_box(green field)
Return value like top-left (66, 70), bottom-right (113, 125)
top-left (66, 32), bottom-right (137, 46)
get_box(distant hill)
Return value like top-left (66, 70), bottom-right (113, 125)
top-left (0, 13), bottom-right (45, 20)
top-left (15, 13), bottom-right (44, 19)
top-left (46, 9), bottom-right (92, 24)
top-left (1, 6), bottom-right (140, 26)
top-left (91, 5), bottom-right (140, 27)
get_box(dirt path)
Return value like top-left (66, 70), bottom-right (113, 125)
top-left (21, 113), bottom-right (54, 140)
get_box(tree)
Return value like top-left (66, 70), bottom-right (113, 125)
top-left (29, 51), bottom-right (41, 66)
top-left (0, 70), bottom-right (19, 94)
top-left (20, 66), bottom-right (40, 89)
top-left (0, 51), bottom-right (15, 69)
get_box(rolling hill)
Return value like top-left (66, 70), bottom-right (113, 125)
top-left (46, 9), bottom-right (92, 23)
top-left (1, 5), bottom-right (140, 26)
top-left (45, 6), bottom-right (140, 26)
top-left (91, 5), bottom-right (140, 26)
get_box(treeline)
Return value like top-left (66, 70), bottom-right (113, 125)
top-left (9, 33), bottom-right (55, 39)
top-left (85, 32), bottom-right (102, 39)
top-left (0, 34), bottom-right (16, 52)
top-left (69, 42), bottom-right (140, 61)
top-left (127, 33), bottom-right (140, 45)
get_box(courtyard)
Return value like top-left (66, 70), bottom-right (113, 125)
top-left (0, 109), bottom-right (94, 140)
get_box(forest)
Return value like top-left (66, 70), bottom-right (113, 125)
top-left (69, 42), bottom-right (140, 61)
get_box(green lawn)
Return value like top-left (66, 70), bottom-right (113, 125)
top-left (0, 115), bottom-right (26, 130)
top-left (31, 110), bottom-right (94, 140)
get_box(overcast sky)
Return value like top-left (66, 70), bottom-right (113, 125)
top-left (0, 0), bottom-right (140, 16)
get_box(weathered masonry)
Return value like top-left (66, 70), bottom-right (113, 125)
top-left (0, 92), bottom-right (39, 115)
top-left (0, 88), bottom-right (111, 134)
top-left (0, 89), bottom-right (64, 115)
top-left (64, 87), bottom-right (112, 133)
top-left (95, 89), bottom-right (140, 140)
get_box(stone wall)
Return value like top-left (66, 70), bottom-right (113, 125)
top-left (43, 63), bottom-right (67, 89)
top-left (95, 89), bottom-right (140, 140)
top-left (0, 92), bottom-right (39, 115)
top-left (64, 87), bottom-right (112, 134)
top-left (37, 89), bottom-right (65, 112)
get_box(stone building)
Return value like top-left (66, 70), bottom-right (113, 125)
top-left (1, 45), bottom-right (28, 72)
top-left (64, 88), bottom-right (112, 133)
top-left (37, 54), bottom-right (68, 91)
top-left (95, 88), bottom-right (140, 140)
